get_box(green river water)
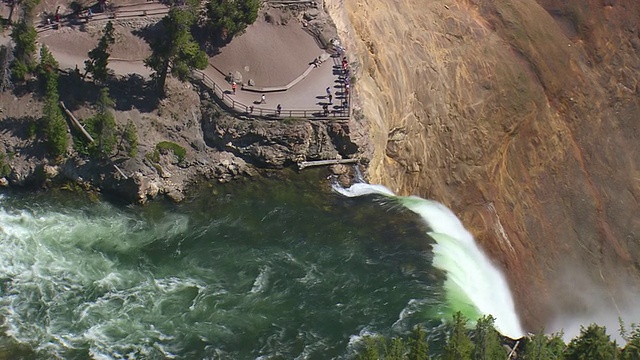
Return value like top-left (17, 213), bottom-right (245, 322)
top-left (0, 174), bottom-right (521, 359)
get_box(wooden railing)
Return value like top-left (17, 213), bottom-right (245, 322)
top-left (192, 69), bottom-right (350, 120)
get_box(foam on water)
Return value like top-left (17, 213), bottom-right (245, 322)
top-left (0, 197), bottom-right (193, 358)
top-left (0, 186), bottom-right (458, 358)
top-left (334, 183), bottom-right (524, 338)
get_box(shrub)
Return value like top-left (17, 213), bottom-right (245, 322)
top-left (122, 120), bottom-right (138, 157)
top-left (155, 141), bottom-right (186, 163)
top-left (0, 152), bottom-right (11, 177)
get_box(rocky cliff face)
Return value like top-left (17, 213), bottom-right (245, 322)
top-left (326, 0), bottom-right (640, 332)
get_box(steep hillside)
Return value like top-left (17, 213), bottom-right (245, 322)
top-left (326, 0), bottom-right (640, 332)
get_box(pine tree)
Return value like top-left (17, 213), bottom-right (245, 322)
top-left (408, 326), bottom-right (430, 360)
top-left (472, 315), bottom-right (505, 360)
top-left (564, 324), bottom-right (619, 360)
top-left (85, 87), bottom-right (117, 158)
top-left (37, 44), bottom-right (58, 88)
top-left (144, 8), bottom-right (207, 96)
top-left (523, 332), bottom-right (566, 360)
top-left (10, 18), bottom-right (37, 81)
top-left (385, 337), bottom-right (406, 360)
top-left (122, 119), bottom-right (138, 157)
top-left (205, 0), bottom-right (260, 44)
top-left (85, 21), bottom-right (115, 83)
top-left (444, 312), bottom-right (473, 360)
top-left (42, 73), bottom-right (69, 158)
top-left (359, 336), bottom-right (382, 360)
top-left (620, 323), bottom-right (640, 360)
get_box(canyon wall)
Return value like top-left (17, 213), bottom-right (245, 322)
top-left (326, 0), bottom-right (640, 331)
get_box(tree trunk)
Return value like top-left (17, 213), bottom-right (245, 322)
top-left (8, 2), bottom-right (15, 24)
top-left (157, 59), bottom-right (169, 97)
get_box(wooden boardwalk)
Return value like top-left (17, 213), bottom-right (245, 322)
top-left (192, 69), bottom-right (350, 121)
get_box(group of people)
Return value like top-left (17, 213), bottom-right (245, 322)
top-left (227, 47), bottom-right (350, 118)
top-left (321, 55), bottom-right (350, 117)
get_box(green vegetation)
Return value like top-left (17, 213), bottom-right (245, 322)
top-left (523, 332), bottom-right (565, 359)
top-left (205, 0), bottom-right (260, 44)
top-left (354, 313), bottom-right (640, 360)
top-left (39, 45), bottom-right (68, 158)
top-left (564, 324), bottom-right (619, 360)
top-left (10, 18), bottom-right (37, 81)
top-left (83, 88), bottom-right (117, 159)
top-left (122, 120), bottom-right (138, 158)
top-left (443, 312), bottom-right (473, 360)
top-left (472, 315), bottom-right (504, 360)
top-left (37, 45), bottom-right (58, 88)
top-left (85, 21), bottom-right (116, 83)
top-left (145, 8), bottom-right (207, 96)
top-left (153, 141), bottom-right (186, 163)
top-left (0, 152), bottom-right (12, 177)
top-left (621, 322), bottom-right (640, 359)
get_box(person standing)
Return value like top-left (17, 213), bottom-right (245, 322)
top-left (326, 87), bottom-right (331, 97)
top-left (232, 82), bottom-right (237, 95)
top-left (261, 94), bottom-right (266, 104)
top-left (276, 104), bottom-right (282, 116)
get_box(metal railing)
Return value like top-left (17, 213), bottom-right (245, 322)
top-left (192, 69), bottom-right (350, 120)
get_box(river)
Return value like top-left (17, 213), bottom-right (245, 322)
top-left (0, 174), bottom-right (521, 359)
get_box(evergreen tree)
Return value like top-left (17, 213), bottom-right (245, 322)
top-left (359, 336), bottom-right (382, 360)
top-left (472, 315), bottom-right (505, 360)
top-left (621, 323), bottom-right (640, 360)
top-left (205, 0), bottom-right (260, 44)
top-left (144, 8), bottom-right (207, 96)
top-left (10, 17), bottom-right (37, 81)
top-left (384, 337), bottom-right (406, 360)
top-left (122, 119), bottom-right (138, 157)
top-left (42, 72), bottom-right (68, 158)
top-left (85, 87), bottom-right (117, 158)
top-left (524, 333), bottom-right (566, 360)
top-left (37, 44), bottom-right (58, 88)
top-left (408, 326), bottom-right (430, 360)
top-left (564, 324), bottom-right (619, 360)
top-left (443, 312), bottom-right (473, 360)
top-left (85, 21), bottom-right (115, 83)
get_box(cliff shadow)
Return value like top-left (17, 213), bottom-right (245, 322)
top-left (0, 116), bottom-right (48, 159)
top-left (58, 72), bottom-right (159, 113)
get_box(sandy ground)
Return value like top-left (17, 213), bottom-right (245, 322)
top-left (1, 3), bottom-right (344, 113)
top-left (211, 17), bottom-right (323, 87)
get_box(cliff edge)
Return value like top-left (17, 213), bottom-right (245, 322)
top-left (327, 0), bottom-right (640, 332)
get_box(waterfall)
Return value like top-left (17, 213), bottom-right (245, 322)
top-left (333, 183), bottom-right (524, 339)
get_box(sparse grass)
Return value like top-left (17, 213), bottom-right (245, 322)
top-left (154, 141), bottom-right (186, 163)
top-left (282, 117), bottom-right (304, 124)
top-left (0, 152), bottom-right (11, 177)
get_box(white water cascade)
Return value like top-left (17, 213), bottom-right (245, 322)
top-left (333, 183), bottom-right (524, 339)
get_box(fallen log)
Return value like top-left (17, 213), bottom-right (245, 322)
top-left (59, 101), bottom-right (94, 143)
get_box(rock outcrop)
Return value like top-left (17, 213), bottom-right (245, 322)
top-left (202, 107), bottom-right (360, 168)
top-left (326, 0), bottom-right (640, 331)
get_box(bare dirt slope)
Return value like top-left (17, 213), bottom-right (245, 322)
top-left (327, 0), bottom-right (640, 333)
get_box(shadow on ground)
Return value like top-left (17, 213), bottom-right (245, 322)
top-left (58, 72), bottom-right (159, 112)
